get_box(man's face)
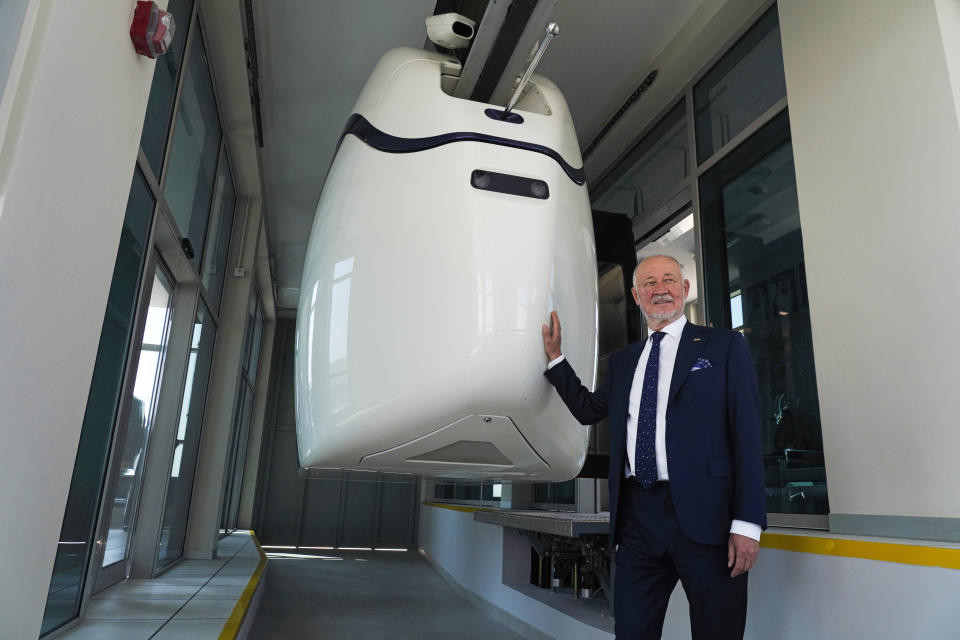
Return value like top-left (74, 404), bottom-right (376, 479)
top-left (631, 257), bottom-right (690, 326)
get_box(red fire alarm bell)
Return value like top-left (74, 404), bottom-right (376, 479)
top-left (130, 1), bottom-right (175, 59)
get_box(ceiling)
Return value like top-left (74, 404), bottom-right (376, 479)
top-left (253, 0), bottom-right (705, 311)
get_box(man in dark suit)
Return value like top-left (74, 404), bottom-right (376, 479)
top-left (542, 255), bottom-right (765, 639)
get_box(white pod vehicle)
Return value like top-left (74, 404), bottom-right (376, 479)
top-left (295, 47), bottom-right (597, 481)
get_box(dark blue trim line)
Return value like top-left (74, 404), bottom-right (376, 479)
top-left (339, 113), bottom-right (586, 186)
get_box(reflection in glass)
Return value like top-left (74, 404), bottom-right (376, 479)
top-left (156, 301), bottom-right (216, 570)
top-left (592, 100), bottom-right (688, 219)
top-left (102, 269), bottom-right (175, 567)
top-left (139, 0), bottom-right (194, 175)
top-left (637, 213), bottom-right (700, 324)
top-left (700, 118), bottom-right (827, 515)
top-left (163, 26), bottom-right (222, 271)
top-left (694, 5), bottom-right (785, 163)
top-left (201, 146), bottom-right (236, 311)
top-left (41, 170), bottom-right (155, 635)
top-left (480, 482), bottom-right (499, 502)
top-left (730, 293), bottom-right (744, 329)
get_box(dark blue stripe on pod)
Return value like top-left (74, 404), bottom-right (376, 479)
top-left (338, 113), bottom-right (586, 186)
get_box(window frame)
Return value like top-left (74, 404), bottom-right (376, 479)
top-left (589, 0), bottom-right (827, 530)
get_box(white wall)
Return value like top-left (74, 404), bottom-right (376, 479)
top-left (0, 1), bottom-right (159, 637)
top-left (778, 0), bottom-right (960, 522)
top-left (676, 536), bottom-right (960, 639)
top-left (421, 506), bottom-right (960, 639)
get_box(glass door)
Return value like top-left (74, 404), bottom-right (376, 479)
top-left (93, 261), bottom-right (176, 592)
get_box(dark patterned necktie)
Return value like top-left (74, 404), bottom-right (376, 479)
top-left (635, 331), bottom-right (666, 488)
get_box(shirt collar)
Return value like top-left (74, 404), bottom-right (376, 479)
top-left (653, 313), bottom-right (686, 340)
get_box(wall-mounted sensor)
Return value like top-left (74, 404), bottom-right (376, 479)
top-left (426, 13), bottom-right (475, 50)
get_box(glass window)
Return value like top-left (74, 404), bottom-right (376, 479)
top-left (240, 291), bottom-right (257, 369)
top-left (139, 0), bottom-right (194, 176)
top-left (455, 482), bottom-right (481, 501)
top-left (163, 26), bottom-right (222, 271)
top-left (592, 100), bottom-right (689, 219)
top-left (481, 482), bottom-right (502, 502)
top-left (156, 300), bottom-right (216, 570)
top-left (533, 480), bottom-right (576, 506)
top-left (201, 146), bottom-right (236, 311)
top-left (248, 302), bottom-right (264, 384)
top-left (220, 385), bottom-right (254, 533)
top-left (219, 293), bottom-right (265, 533)
top-left (41, 170), bottom-right (155, 636)
top-left (637, 212), bottom-right (700, 325)
top-left (699, 111), bottom-right (827, 516)
top-left (434, 483), bottom-right (455, 500)
top-left (102, 267), bottom-right (176, 568)
top-left (694, 5), bottom-right (786, 163)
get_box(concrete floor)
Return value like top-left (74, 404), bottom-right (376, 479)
top-left (250, 550), bottom-right (527, 640)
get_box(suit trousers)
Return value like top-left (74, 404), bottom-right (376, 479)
top-left (613, 479), bottom-right (748, 640)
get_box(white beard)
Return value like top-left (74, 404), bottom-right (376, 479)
top-left (641, 296), bottom-right (684, 323)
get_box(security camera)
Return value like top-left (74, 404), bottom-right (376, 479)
top-left (425, 13), bottom-right (475, 50)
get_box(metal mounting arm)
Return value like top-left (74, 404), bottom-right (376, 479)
top-left (503, 22), bottom-right (559, 115)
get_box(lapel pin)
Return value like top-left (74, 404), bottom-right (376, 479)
top-left (692, 338), bottom-right (701, 342)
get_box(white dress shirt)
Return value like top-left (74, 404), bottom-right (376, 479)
top-left (548, 313), bottom-right (760, 541)
top-left (626, 314), bottom-right (686, 482)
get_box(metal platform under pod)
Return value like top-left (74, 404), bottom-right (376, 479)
top-left (473, 508), bottom-right (610, 537)
top-left (474, 508), bottom-right (614, 616)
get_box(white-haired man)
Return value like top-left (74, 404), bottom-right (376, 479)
top-left (542, 255), bottom-right (765, 639)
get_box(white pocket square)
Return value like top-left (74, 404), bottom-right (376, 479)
top-left (690, 357), bottom-right (712, 372)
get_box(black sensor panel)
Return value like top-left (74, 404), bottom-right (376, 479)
top-left (470, 170), bottom-right (549, 199)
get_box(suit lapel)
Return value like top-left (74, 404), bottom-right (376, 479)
top-left (668, 322), bottom-right (707, 405)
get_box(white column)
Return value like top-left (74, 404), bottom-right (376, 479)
top-left (184, 198), bottom-right (262, 557)
top-left (0, 1), bottom-right (158, 636)
top-left (779, 0), bottom-right (960, 523)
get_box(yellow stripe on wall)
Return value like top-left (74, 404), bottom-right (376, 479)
top-left (423, 501), bottom-right (489, 513)
top-left (424, 502), bottom-right (960, 570)
top-left (760, 533), bottom-right (960, 570)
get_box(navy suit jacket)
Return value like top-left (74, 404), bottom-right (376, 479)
top-left (545, 321), bottom-right (766, 546)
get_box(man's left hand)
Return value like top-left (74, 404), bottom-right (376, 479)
top-left (727, 533), bottom-right (759, 577)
